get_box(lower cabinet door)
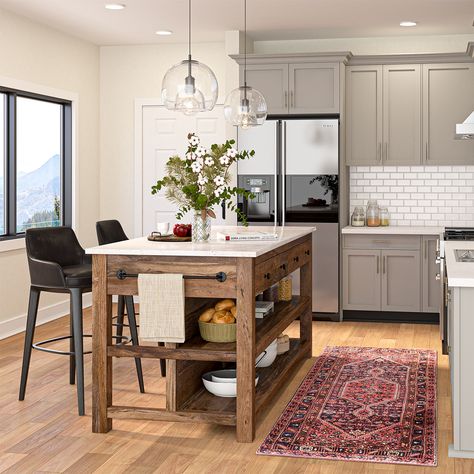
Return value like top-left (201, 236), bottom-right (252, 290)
top-left (343, 249), bottom-right (381, 311)
top-left (422, 236), bottom-right (441, 313)
top-left (381, 250), bottom-right (421, 312)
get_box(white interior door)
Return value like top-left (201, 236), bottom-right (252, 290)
top-left (142, 105), bottom-right (234, 236)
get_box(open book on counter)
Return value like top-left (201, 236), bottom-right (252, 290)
top-left (215, 230), bottom-right (279, 241)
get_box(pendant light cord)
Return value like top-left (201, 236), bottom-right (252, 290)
top-left (188, 0), bottom-right (192, 76)
top-left (243, 0), bottom-right (247, 87)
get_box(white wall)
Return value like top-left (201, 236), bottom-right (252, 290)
top-left (99, 42), bottom-right (232, 235)
top-left (0, 8), bottom-right (99, 337)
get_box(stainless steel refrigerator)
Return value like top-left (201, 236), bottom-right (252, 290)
top-left (237, 118), bottom-right (339, 314)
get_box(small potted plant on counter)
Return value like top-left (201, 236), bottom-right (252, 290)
top-left (151, 133), bottom-right (255, 242)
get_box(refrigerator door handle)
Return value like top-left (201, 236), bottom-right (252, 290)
top-left (282, 121), bottom-right (287, 227)
top-left (274, 122), bottom-right (278, 226)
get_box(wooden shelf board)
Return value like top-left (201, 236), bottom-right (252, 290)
top-left (180, 338), bottom-right (309, 419)
top-left (108, 297), bottom-right (309, 363)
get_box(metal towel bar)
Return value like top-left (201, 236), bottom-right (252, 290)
top-left (116, 269), bottom-right (227, 282)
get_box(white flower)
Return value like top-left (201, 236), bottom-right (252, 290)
top-left (188, 134), bottom-right (200, 146)
top-left (195, 145), bottom-right (207, 157)
top-left (196, 157), bottom-right (204, 167)
top-left (191, 161), bottom-right (203, 173)
top-left (219, 155), bottom-right (230, 165)
top-left (214, 176), bottom-right (225, 186)
top-left (226, 147), bottom-right (237, 158)
top-left (198, 176), bottom-right (208, 185)
top-left (186, 151), bottom-right (196, 161)
top-left (214, 186), bottom-right (225, 197)
top-left (204, 156), bottom-right (214, 166)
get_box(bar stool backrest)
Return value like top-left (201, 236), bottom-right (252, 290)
top-left (96, 219), bottom-right (128, 245)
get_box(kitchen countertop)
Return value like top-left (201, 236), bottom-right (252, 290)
top-left (445, 241), bottom-right (474, 287)
top-left (86, 225), bottom-right (315, 258)
top-left (342, 225), bottom-right (443, 236)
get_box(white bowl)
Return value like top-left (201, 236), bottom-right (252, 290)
top-left (211, 369), bottom-right (237, 383)
top-left (202, 370), bottom-right (259, 397)
top-left (256, 339), bottom-right (278, 368)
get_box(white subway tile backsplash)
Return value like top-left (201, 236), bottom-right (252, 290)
top-left (350, 165), bottom-right (474, 226)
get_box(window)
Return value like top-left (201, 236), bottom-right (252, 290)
top-left (0, 87), bottom-right (72, 240)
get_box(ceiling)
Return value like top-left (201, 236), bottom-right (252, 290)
top-left (0, 0), bottom-right (472, 46)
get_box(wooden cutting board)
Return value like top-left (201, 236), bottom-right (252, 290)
top-left (147, 232), bottom-right (192, 242)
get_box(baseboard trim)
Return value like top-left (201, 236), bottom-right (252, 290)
top-left (448, 444), bottom-right (474, 459)
top-left (343, 310), bottom-right (439, 324)
top-left (0, 293), bottom-right (92, 340)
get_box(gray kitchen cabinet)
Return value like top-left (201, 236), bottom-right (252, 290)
top-left (242, 64), bottom-right (289, 115)
top-left (382, 65), bottom-right (422, 165)
top-left (422, 236), bottom-right (440, 313)
top-left (289, 63), bottom-right (339, 114)
top-left (422, 63), bottom-right (474, 164)
top-left (343, 249), bottom-right (381, 311)
top-left (446, 285), bottom-right (474, 458)
top-left (381, 250), bottom-right (421, 312)
top-left (346, 64), bottom-right (422, 165)
top-left (346, 65), bottom-right (382, 165)
top-left (239, 61), bottom-right (340, 115)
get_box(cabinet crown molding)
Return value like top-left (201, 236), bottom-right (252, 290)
top-left (230, 42), bottom-right (474, 67)
top-left (230, 52), bottom-right (352, 65)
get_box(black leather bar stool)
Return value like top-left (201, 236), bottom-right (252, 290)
top-left (19, 227), bottom-right (93, 415)
top-left (96, 220), bottom-right (165, 378)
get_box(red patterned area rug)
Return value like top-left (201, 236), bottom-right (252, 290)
top-left (257, 346), bottom-right (437, 466)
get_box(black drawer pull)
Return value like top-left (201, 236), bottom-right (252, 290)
top-left (293, 256), bottom-right (299, 263)
top-left (279, 263), bottom-right (287, 271)
top-left (264, 272), bottom-right (271, 279)
top-left (305, 250), bottom-right (310, 256)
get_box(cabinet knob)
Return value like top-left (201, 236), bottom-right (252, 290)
top-left (293, 256), bottom-right (299, 263)
top-left (305, 250), bottom-right (310, 256)
top-left (264, 272), bottom-right (271, 279)
top-left (279, 263), bottom-right (287, 271)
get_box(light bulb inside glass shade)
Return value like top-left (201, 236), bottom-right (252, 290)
top-left (224, 86), bottom-right (267, 128)
top-left (161, 59), bottom-right (218, 114)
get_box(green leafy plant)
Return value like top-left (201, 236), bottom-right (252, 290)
top-left (151, 133), bottom-right (255, 224)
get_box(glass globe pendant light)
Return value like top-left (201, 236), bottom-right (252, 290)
top-left (224, 0), bottom-right (267, 128)
top-left (161, 0), bottom-right (218, 115)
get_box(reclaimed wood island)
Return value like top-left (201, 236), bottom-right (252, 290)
top-left (86, 226), bottom-right (314, 443)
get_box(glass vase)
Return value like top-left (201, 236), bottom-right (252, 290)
top-left (192, 210), bottom-right (211, 242)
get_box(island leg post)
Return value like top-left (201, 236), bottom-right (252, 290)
top-left (300, 238), bottom-right (313, 358)
top-left (92, 254), bottom-right (113, 433)
top-left (236, 257), bottom-right (256, 443)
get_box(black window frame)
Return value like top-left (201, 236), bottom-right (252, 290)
top-left (0, 86), bottom-right (72, 241)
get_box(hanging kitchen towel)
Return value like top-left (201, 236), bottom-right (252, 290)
top-left (138, 273), bottom-right (185, 343)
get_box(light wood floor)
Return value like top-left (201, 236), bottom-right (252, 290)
top-left (1, 308), bottom-right (473, 474)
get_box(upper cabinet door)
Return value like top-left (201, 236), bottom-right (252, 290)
top-left (346, 65), bottom-right (383, 165)
top-left (383, 65), bottom-right (422, 165)
top-left (242, 64), bottom-right (289, 115)
top-left (289, 63), bottom-right (340, 114)
top-left (422, 64), bottom-right (474, 165)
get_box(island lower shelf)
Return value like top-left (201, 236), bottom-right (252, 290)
top-left (108, 338), bottom-right (310, 427)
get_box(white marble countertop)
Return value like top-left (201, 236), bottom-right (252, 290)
top-left (445, 241), bottom-right (474, 287)
top-left (342, 225), bottom-right (443, 236)
top-left (86, 226), bottom-right (316, 258)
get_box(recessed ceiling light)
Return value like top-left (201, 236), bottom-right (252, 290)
top-left (105, 3), bottom-right (126, 10)
top-left (156, 30), bottom-right (173, 36)
top-left (400, 21), bottom-right (417, 27)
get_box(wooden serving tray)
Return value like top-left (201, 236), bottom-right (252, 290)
top-left (147, 232), bottom-right (191, 242)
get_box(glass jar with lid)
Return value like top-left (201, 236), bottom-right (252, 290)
top-left (351, 207), bottom-right (365, 227)
top-left (366, 200), bottom-right (380, 227)
top-left (380, 207), bottom-right (390, 226)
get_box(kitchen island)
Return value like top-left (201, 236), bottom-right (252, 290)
top-left (86, 226), bottom-right (314, 443)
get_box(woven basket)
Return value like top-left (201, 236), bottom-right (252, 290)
top-left (198, 321), bottom-right (236, 343)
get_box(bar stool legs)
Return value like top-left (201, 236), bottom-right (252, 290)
top-left (125, 296), bottom-right (145, 393)
top-left (116, 295), bottom-right (125, 339)
top-left (69, 301), bottom-right (75, 385)
top-left (70, 288), bottom-right (85, 416)
top-left (19, 287), bottom-right (40, 401)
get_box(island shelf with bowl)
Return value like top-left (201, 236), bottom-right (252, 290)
top-left (88, 226), bottom-right (314, 443)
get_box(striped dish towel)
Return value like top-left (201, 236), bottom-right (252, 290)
top-left (137, 273), bottom-right (185, 343)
